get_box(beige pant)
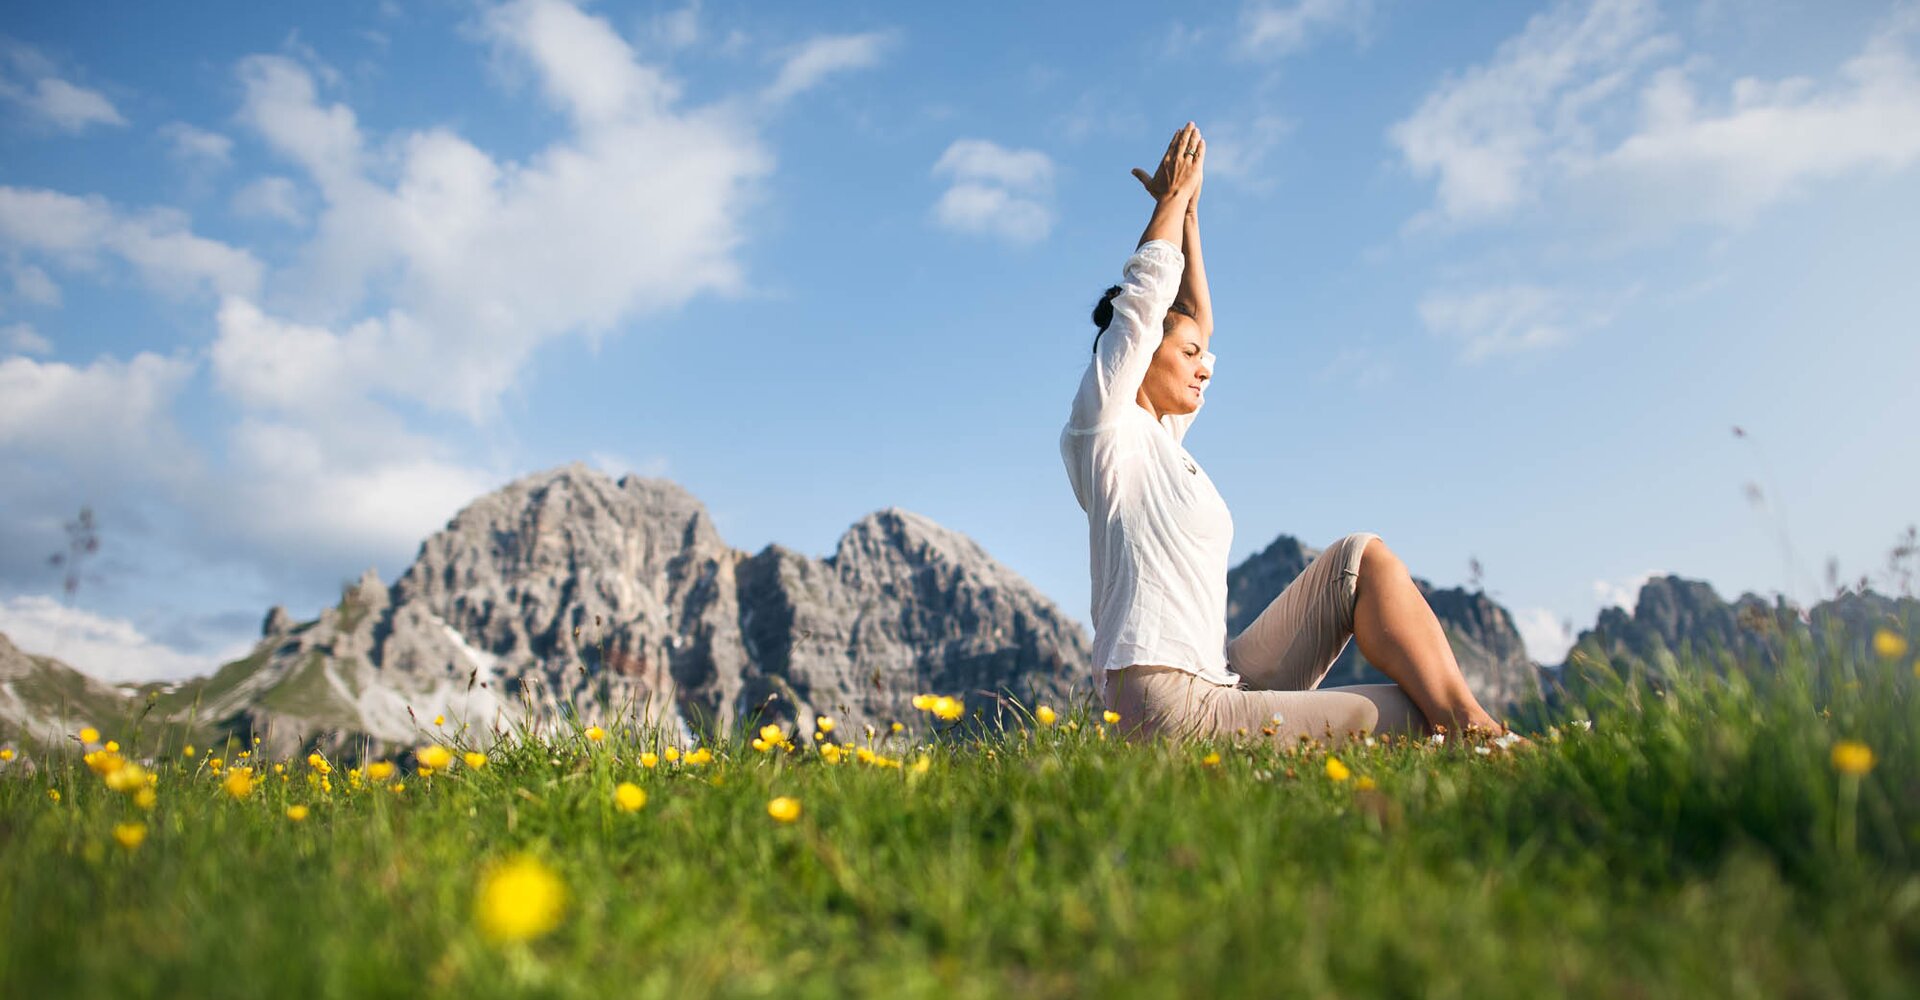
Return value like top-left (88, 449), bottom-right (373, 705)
top-left (1103, 532), bottom-right (1430, 749)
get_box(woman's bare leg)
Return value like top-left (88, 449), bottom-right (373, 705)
top-left (1350, 537), bottom-right (1503, 734)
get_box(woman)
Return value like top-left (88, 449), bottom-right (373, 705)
top-left (1060, 122), bottom-right (1519, 749)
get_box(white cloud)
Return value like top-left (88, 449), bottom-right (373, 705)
top-left (1573, 24), bottom-right (1920, 227)
top-left (0, 186), bottom-right (262, 299)
top-left (1417, 285), bottom-right (1577, 361)
top-left (0, 595), bottom-right (235, 684)
top-left (931, 139), bottom-right (1055, 244)
top-left (0, 352), bottom-right (197, 481)
top-left (9, 262), bottom-right (59, 306)
top-left (1202, 115), bottom-right (1293, 189)
top-left (0, 75), bottom-right (127, 133)
top-left (1390, 0), bottom-right (1671, 224)
top-left (217, 416), bottom-right (497, 570)
top-left (1593, 569), bottom-right (1662, 611)
top-left (231, 175), bottom-right (306, 225)
top-left (1513, 606), bottom-right (1576, 664)
top-left (1240, 0), bottom-right (1373, 58)
top-left (652, 2), bottom-right (702, 51)
top-left (2, 322), bottom-right (50, 355)
top-left (229, 0), bottom-right (775, 420)
top-left (762, 31), bottom-right (893, 105)
top-left (1392, 0), bottom-right (1920, 232)
top-left (934, 139), bottom-right (1054, 190)
top-left (479, 0), bottom-right (679, 126)
top-left (159, 121), bottom-right (234, 166)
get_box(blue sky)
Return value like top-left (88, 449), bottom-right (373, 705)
top-left (3, 0), bottom-right (1917, 683)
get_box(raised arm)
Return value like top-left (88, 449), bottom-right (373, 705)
top-left (1134, 123), bottom-right (1202, 249)
top-left (1133, 126), bottom-right (1211, 335)
top-left (1175, 188), bottom-right (1213, 337)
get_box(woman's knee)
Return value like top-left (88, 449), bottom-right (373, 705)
top-left (1357, 535), bottom-right (1405, 588)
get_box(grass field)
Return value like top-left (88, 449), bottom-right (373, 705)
top-left (3, 630), bottom-right (1916, 999)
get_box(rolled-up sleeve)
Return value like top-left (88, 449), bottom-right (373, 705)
top-left (1068, 240), bottom-right (1185, 430)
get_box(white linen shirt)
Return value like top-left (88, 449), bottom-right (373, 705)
top-left (1060, 239), bottom-right (1239, 697)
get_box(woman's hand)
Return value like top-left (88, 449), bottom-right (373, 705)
top-left (1131, 122), bottom-right (1205, 207)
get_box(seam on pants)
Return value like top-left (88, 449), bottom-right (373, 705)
top-left (1337, 532), bottom-right (1379, 634)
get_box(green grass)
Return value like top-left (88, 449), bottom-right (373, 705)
top-left (2, 633), bottom-right (1916, 999)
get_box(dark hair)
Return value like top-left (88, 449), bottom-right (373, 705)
top-left (1091, 285), bottom-right (1123, 353)
top-left (1090, 285), bottom-right (1192, 354)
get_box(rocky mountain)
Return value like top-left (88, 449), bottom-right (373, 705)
top-left (1225, 534), bottom-right (1543, 713)
top-left (1, 465), bottom-right (1092, 760)
top-left (1551, 574), bottom-right (1919, 700)
top-left (20, 465), bottom-right (1900, 760)
top-left (0, 632), bottom-right (136, 754)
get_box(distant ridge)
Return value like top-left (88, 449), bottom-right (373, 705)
top-left (10, 464), bottom-right (1909, 759)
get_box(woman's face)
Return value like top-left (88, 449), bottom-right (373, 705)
top-left (1140, 313), bottom-right (1211, 417)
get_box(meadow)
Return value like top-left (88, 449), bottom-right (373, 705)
top-left (2, 629), bottom-right (1916, 999)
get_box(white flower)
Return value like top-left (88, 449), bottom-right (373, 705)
top-left (1431, 733), bottom-right (1446, 745)
top-left (1575, 720), bottom-right (1593, 732)
top-left (1364, 737), bottom-right (1377, 748)
top-left (1493, 733), bottom-right (1522, 750)
top-left (1270, 712), bottom-right (1286, 726)
top-left (1474, 746), bottom-right (1492, 756)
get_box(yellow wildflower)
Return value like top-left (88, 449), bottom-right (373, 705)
top-left (663, 747), bottom-right (680, 763)
top-left (1355, 776), bottom-right (1378, 791)
top-left (419, 766), bottom-right (435, 778)
top-left (817, 716), bottom-right (835, 734)
top-left (1036, 705), bottom-right (1057, 726)
top-left (274, 763), bottom-right (285, 774)
top-left (685, 747), bottom-right (713, 766)
top-left (1325, 758), bottom-right (1351, 782)
top-left (909, 755), bottom-right (931, 775)
top-left (286, 804), bottom-right (310, 821)
top-left (767, 796), bottom-right (802, 823)
top-left (613, 782), bottom-right (647, 813)
top-left (134, 787), bottom-right (157, 810)
top-left (759, 724), bottom-right (783, 743)
top-left (79, 726), bottom-right (100, 744)
top-left (105, 740), bottom-right (120, 753)
top-left (307, 753), bottom-right (331, 774)
top-left (464, 752), bottom-right (488, 769)
top-left (911, 694), bottom-right (933, 711)
top-left (113, 822), bottom-right (147, 851)
top-left (389, 782), bottom-right (406, 794)
top-left (821, 744), bottom-right (843, 764)
top-left (640, 752), bottom-right (659, 768)
top-left (0, 749), bottom-right (12, 762)
top-left (223, 769), bottom-right (254, 799)
top-left (104, 761), bottom-right (148, 793)
top-left (183, 745), bottom-right (196, 758)
top-left (434, 714), bottom-right (446, 727)
top-left (751, 738), bottom-right (771, 753)
top-left (416, 745), bottom-right (454, 771)
top-left (585, 726), bottom-right (606, 743)
top-left (1201, 751), bottom-right (1221, 767)
top-left (890, 721), bottom-right (903, 733)
top-left (366, 761), bottom-right (396, 782)
top-left (474, 854), bottom-right (566, 943)
top-left (48, 788), bottom-right (60, 803)
top-left (1872, 628), bottom-right (1908, 661)
top-left (1103, 710), bottom-right (1121, 725)
top-left (1831, 741), bottom-right (1875, 776)
top-left (932, 696), bottom-right (963, 721)
top-left (208, 757), bottom-right (224, 773)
